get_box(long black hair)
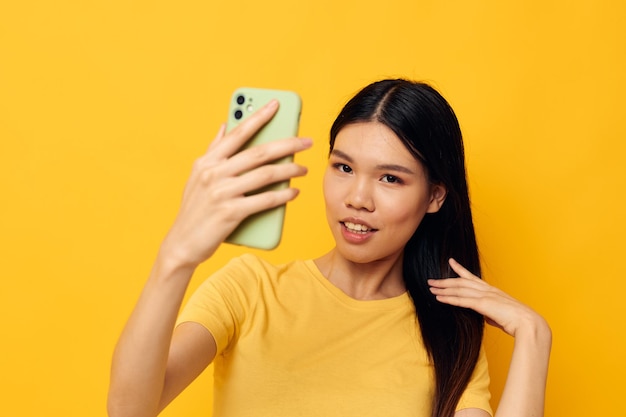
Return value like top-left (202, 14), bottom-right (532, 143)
top-left (330, 79), bottom-right (484, 417)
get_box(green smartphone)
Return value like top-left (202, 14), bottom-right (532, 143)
top-left (224, 87), bottom-right (302, 250)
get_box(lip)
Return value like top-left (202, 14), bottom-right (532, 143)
top-left (339, 217), bottom-right (377, 243)
top-left (340, 217), bottom-right (376, 231)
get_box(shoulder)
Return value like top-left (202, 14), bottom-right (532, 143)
top-left (208, 254), bottom-right (312, 289)
top-left (206, 253), bottom-right (275, 286)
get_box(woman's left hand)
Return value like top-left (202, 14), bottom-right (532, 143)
top-left (431, 259), bottom-right (552, 417)
top-left (428, 259), bottom-right (547, 338)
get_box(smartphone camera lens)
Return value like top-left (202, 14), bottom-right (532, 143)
top-left (236, 95), bottom-right (245, 105)
top-left (234, 109), bottom-right (243, 120)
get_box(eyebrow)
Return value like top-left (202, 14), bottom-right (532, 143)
top-left (330, 149), bottom-right (416, 175)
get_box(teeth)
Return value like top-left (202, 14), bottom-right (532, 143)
top-left (344, 221), bottom-right (370, 233)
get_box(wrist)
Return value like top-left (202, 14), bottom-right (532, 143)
top-left (156, 235), bottom-right (206, 271)
top-left (151, 246), bottom-right (198, 286)
top-left (514, 312), bottom-right (552, 349)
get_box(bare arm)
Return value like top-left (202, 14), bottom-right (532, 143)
top-left (429, 259), bottom-right (552, 417)
top-left (107, 100), bottom-right (312, 417)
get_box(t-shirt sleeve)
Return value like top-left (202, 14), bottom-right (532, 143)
top-left (176, 254), bottom-right (262, 355)
top-left (456, 345), bottom-right (493, 415)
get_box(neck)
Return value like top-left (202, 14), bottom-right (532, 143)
top-left (314, 249), bottom-right (406, 300)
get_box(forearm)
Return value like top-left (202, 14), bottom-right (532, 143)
top-left (494, 316), bottom-right (552, 417)
top-left (107, 254), bottom-right (196, 417)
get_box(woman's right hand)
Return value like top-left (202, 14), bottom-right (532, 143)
top-left (159, 99), bottom-right (312, 269)
top-left (107, 101), bottom-right (310, 417)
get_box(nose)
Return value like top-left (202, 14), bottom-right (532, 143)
top-left (345, 177), bottom-right (375, 212)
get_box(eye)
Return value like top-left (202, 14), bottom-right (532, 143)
top-left (333, 163), bottom-right (353, 173)
top-left (381, 174), bottom-right (402, 184)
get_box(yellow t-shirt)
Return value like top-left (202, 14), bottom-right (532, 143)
top-left (177, 254), bottom-right (492, 417)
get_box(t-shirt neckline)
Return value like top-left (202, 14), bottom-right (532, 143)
top-left (302, 259), bottom-right (411, 310)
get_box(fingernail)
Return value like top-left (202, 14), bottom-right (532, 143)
top-left (301, 137), bottom-right (313, 147)
top-left (266, 99), bottom-right (279, 110)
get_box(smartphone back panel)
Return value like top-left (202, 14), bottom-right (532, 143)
top-left (224, 87), bottom-right (302, 250)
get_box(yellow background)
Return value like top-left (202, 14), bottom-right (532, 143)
top-left (1, 1), bottom-right (624, 416)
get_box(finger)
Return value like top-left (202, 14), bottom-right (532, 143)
top-left (222, 136), bottom-right (313, 177)
top-left (207, 123), bottom-right (227, 152)
top-left (428, 284), bottom-right (485, 300)
top-left (233, 187), bottom-right (302, 219)
top-left (448, 258), bottom-right (480, 280)
top-left (212, 100), bottom-right (280, 159)
top-left (428, 275), bottom-right (485, 291)
top-left (222, 162), bottom-right (309, 198)
top-left (429, 292), bottom-right (483, 311)
top-left (427, 283), bottom-right (497, 316)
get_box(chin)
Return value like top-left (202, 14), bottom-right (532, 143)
top-left (334, 241), bottom-right (404, 266)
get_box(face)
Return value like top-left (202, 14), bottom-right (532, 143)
top-left (323, 122), bottom-right (446, 265)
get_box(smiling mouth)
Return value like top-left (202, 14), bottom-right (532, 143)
top-left (341, 221), bottom-right (377, 234)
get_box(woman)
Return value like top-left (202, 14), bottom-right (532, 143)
top-left (108, 79), bottom-right (551, 417)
